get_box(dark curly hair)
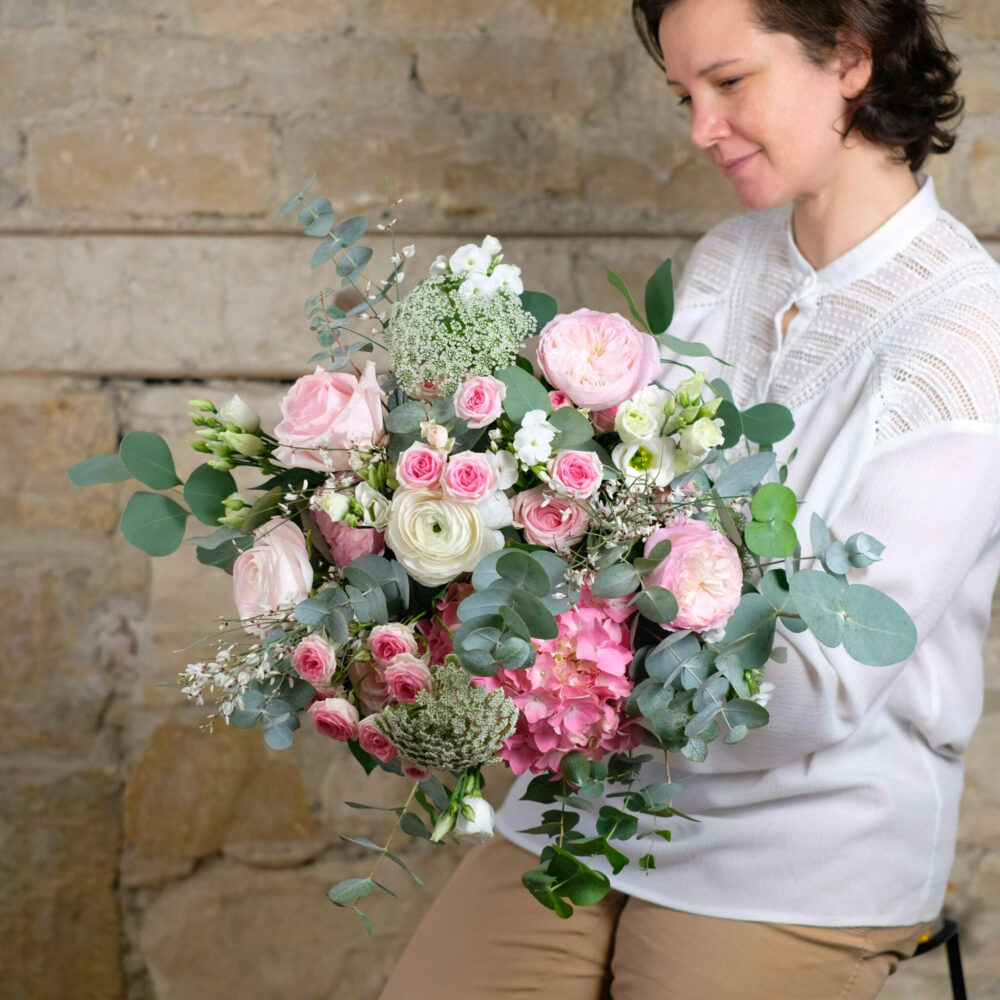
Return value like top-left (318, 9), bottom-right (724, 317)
top-left (632, 0), bottom-right (963, 171)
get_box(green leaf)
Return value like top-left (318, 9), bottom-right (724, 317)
top-left (655, 330), bottom-right (728, 364)
top-left (713, 452), bottom-right (776, 496)
top-left (522, 774), bottom-right (562, 804)
top-left (120, 492), bottom-right (189, 556)
top-left (721, 698), bottom-right (770, 729)
top-left (119, 431), bottom-right (181, 490)
top-left (337, 245), bottom-right (374, 283)
top-left (68, 453), bottom-right (131, 487)
top-left (633, 586), bottom-right (679, 624)
top-left (841, 585), bottom-right (917, 666)
top-left (760, 569), bottom-right (808, 633)
top-left (741, 403), bottom-right (795, 445)
top-left (845, 532), bottom-right (885, 568)
top-left (606, 267), bottom-right (650, 332)
top-left (457, 582), bottom-right (515, 622)
top-left (496, 550), bottom-right (551, 597)
top-left (386, 399), bottom-right (427, 435)
top-left (596, 806), bottom-right (639, 841)
top-left (745, 519), bottom-right (798, 558)
top-left (496, 365), bottom-right (551, 425)
top-left (810, 512), bottom-right (832, 560)
top-left (548, 406), bottom-right (594, 449)
top-left (196, 538), bottom-right (244, 571)
top-left (301, 197), bottom-right (335, 236)
top-left (183, 463), bottom-right (237, 526)
top-left (263, 724), bottom-right (294, 750)
top-left (789, 570), bottom-right (847, 648)
top-left (592, 562), bottom-right (640, 599)
top-left (279, 174), bottom-right (315, 217)
top-left (333, 215), bottom-right (369, 248)
top-left (310, 239), bottom-right (339, 269)
top-left (400, 811), bottom-right (431, 839)
top-left (560, 750), bottom-right (591, 786)
top-left (644, 257), bottom-right (674, 335)
top-left (510, 591), bottom-right (558, 639)
top-left (750, 482), bottom-right (797, 523)
top-left (563, 867), bottom-right (612, 906)
top-left (715, 592), bottom-right (777, 671)
top-left (823, 540), bottom-right (851, 576)
top-left (716, 400), bottom-right (743, 449)
top-left (519, 290), bottom-right (558, 332)
top-left (328, 877), bottom-right (377, 907)
top-left (242, 487), bottom-right (283, 532)
top-left (495, 633), bottom-right (535, 671)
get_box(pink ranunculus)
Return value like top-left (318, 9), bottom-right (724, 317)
top-left (358, 715), bottom-right (398, 762)
top-left (591, 406), bottom-right (618, 433)
top-left (272, 361), bottom-right (385, 472)
top-left (232, 518), bottom-right (314, 633)
top-left (349, 658), bottom-right (393, 713)
top-left (512, 486), bottom-right (590, 551)
top-left (455, 376), bottom-right (506, 428)
top-left (308, 697), bottom-right (359, 742)
top-left (548, 390), bottom-right (572, 409)
top-left (548, 449), bottom-right (603, 500)
top-left (312, 508), bottom-right (385, 567)
top-left (384, 653), bottom-right (432, 703)
top-left (368, 622), bottom-right (420, 667)
top-left (644, 517), bottom-right (743, 633)
top-left (441, 452), bottom-right (497, 505)
top-left (416, 581), bottom-right (474, 665)
top-left (291, 635), bottom-right (338, 686)
top-left (537, 309), bottom-right (660, 411)
top-left (395, 442), bottom-right (446, 491)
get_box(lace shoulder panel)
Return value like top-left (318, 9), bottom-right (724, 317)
top-left (675, 212), bottom-right (764, 312)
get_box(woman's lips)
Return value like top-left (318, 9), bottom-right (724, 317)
top-left (721, 151), bottom-right (759, 176)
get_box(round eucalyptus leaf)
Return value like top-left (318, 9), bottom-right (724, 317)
top-left (457, 581), bottom-right (515, 622)
top-left (750, 482), bottom-right (797, 523)
top-left (496, 634), bottom-right (535, 672)
top-left (720, 698), bottom-right (770, 729)
top-left (717, 592), bottom-right (777, 670)
top-left (385, 400), bottom-right (426, 435)
top-left (563, 868), bottom-right (612, 907)
top-left (841, 585), bottom-right (918, 666)
top-left (633, 586), bottom-right (679, 624)
top-left (471, 549), bottom-right (507, 591)
top-left (183, 463), bottom-right (237, 526)
top-left (845, 531), bottom-right (885, 568)
top-left (119, 430), bottom-right (181, 490)
top-left (716, 400), bottom-right (743, 449)
top-left (263, 724), bottom-right (294, 751)
top-left (120, 492), bottom-right (189, 556)
top-left (497, 550), bottom-right (551, 597)
top-left (519, 290), bottom-right (558, 332)
top-left (788, 570), bottom-right (847, 648)
top-left (822, 540), bottom-right (851, 576)
top-left (510, 590), bottom-right (559, 639)
top-left (592, 562), bottom-right (640, 599)
top-left (68, 453), bottom-right (131, 487)
top-left (741, 402), bottom-right (795, 445)
top-left (496, 365), bottom-right (551, 425)
top-left (745, 519), bottom-right (798, 558)
top-left (549, 405), bottom-right (595, 449)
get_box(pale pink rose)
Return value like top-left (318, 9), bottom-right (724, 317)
top-left (232, 518), bottom-right (313, 633)
top-left (358, 715), bottom-right (398, 762)
top-left (291, 635), bottom-right (338, 686)
top-left (591, 406), bottom-right (618, 433)
top-left (368, 622), bottom-right (419, 667)
top-left (313, 509), bottom-right (385, 567)
top-left (395, 442), bottom-right (446, 490)
top-left (384, 653), bottom-right (432, 703)
top-left (644, 517), bottom-right (743, 632)
top-left (308, 697), bottom-right (359, 742)
top-left (441, 452), bottom-right (497, 504)
top-left (454, 376), bottom-right (507, 428)
top-left (548, 450), bottom-right (603, 500)
top-left (537, 309), bottom-right (660, 411)
top-left (512, 487), bottom-right (590, 551)
top-left (548, 390), bottom-right (572, 409)
top-left (272, 361), bottom-right (385, 472)
top-left (349, 658), bottom-right (393, 713)
top-left (402, 761), bottom-right (431, 780)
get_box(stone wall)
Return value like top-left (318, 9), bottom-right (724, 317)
top-left (2, 1), bottom-right (998, 997)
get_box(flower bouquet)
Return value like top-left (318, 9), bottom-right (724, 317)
top-left (71, 179), bottom-right (917, 930)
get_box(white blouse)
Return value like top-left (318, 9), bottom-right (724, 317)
top-left (495, 175), bottom-right (1000, 926)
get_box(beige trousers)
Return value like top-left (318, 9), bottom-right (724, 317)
top-left (379, 835), bottom-right (932, 1000)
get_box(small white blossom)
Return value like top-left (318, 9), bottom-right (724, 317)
top-left (513, 410), bottom-right (557, 467)
top-left (458, 271), bottom-right (501, 301)
top-left (401, 244), bottom-right (416, 258)
top-left (449, 243), bottom-right (492, 276)
top-left (481, 235), bottom-right (502, 257)
top-left (490, 263), bottom-right (523, 295)
top-left (751, 681), bottom-right (776, 707)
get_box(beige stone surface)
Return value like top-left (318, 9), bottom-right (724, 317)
top-left (0, 766), bottom-right (124, 1000)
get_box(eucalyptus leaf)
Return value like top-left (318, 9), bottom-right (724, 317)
top-left (841, 585), bottom-right (917, 666)
top-left (333, 215), bottom-right (369, 248)
top-left (279, 174), bottom-right (315, 217)
top-left (606, 267), bottom-right (650, 332)
top-left (823, 540), bottom-right (851, 576)
top-left (644, 257), bottom-right (674, 335)
top-left (655, 330), bottom-right (729, 364)
top-left (845, 532), bottom-right (885, 568)
top-left (120, 492), bottom-right (189, 556)
top-left (592, 562), bottom-right (640, 599)
top-left (68, 452), bottom-right (131, 487)
top-left (519, 290), bottom-right (558, 332)
top-left (183, 463), bottom-right (237, 526)
top-left (548, 405), bottom-right (595, 449)
top-left (328, 877), bottom-right (376, 907)
top-left (716, 400), bottom-right (743, 449)
top-left (496, 550), bottom-right (551, 597)
top-left (119, 431), bottom-right (181, 490)
top-left (789, 570), bottom-right (847, 648)
top-left (720, 698), bottom-right (770, 729)
top-left (713, 452), bottom-right (776, 496)
top-left (741, 403), bottom-right (795, 445)
top-left (496, 365), bottom-right (551, 425)
top-left (633, 586), bottom-right (679, 624)
top-left (310, 239), bottom-right (339, 269)
top-left (386, 400), bottom-right (426, 435)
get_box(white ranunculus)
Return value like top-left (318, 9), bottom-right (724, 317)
top-left (458, 271), bottom-right (501, 301)
top-left (217, 393), bottom-right (260, 432)
top-left (386, 488), bottom-right (503, 586)
top-left (487, 449), bottom-right (519, 490)
top-left (476, 489), bottom-right (514, 530)
top-left (678, 417), bottom-right (724, 457)
top-left (612, 437), bottom-right (677, 489)
top-left (454, 795), bottom-right (495, 844)
top-left (449, 243), bottom-right (492, 277)
top-left (354, 481), bottom-right (390, 530)
top-left (615, 400), bottom-right (664, 443)
top-left (490, 263), bottom-right (523, 295)
top-left (481, 234), bottom-right (502, 257)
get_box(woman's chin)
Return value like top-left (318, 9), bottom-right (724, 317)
top-left (731, 181), bottom-right (788, 213)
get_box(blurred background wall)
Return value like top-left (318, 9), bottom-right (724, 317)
top-left (1, 1), bottom-right (999, 997)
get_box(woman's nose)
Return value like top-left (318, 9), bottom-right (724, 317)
top-left (689, 101), bottom-right (731, 150)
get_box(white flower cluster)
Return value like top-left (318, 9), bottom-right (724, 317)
top-left (429, 235), bottom-right (524, 301)
top-left (512, 409), bottom-right (557, 467)
top-left (180, 643), bottom-right (280, 721)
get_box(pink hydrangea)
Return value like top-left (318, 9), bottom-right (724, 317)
top-left (474, 589), bottom-right (643, 776)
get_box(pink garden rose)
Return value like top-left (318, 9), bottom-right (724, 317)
top-left (291, 635), bottom-right (338, 686)
top-left (349, 658), bottom-right (393, 714)
top-left (644, 517), bottom-right (743, 633)
top-left (358, 715), bottom-right (399, 762)
top-left (232, 518), bottom-right (313, 633)
top-left (308, 697), bottom-right (359, 742)
top-left (272, 361), bottom-right (385, 472)
top-left (548, 449), bottom-right (603, 500)
top-left (312, 509), bottom-right (385, 567)
top-left (384, 653), bottom-right (432, 703)
top-left (537, 309), bottom-right (660, 411)
top-left (395, 442), bottom-right (446, 490)
top-left (416, 581), bottom-right (474, 665)
top-left (548, 390), bottom-right (572, 409)
top-left (591, 406), bottom-right (618, 433)
top-left (441, 452), bottom-right (497, 504)
top-left (454, 376), bottom-right (506, 428)
top-left (368, 622), bottom-right (419, 667)
top-left (513, 487), bottom-right (590, 551)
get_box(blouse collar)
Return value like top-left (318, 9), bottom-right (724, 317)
top-left (783, 172), bottom-right (941, 296)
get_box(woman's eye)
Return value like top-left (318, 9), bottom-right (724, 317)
top-left (719, 76), bottom-right (743, 90)
top-left (676, 94), bottom-right (692, 107)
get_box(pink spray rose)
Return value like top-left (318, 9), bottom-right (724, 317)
top-left (513, 487), bottom-right (591, 551)
top-left (441, 452), bottom-right (497, 504)
top-left (644, 517), bottom-right (743, 633)
top-left (291, 635), bottom-right (338, 686)
top-left (395, 442), bottom-right (446, 490)
top-left (312, 509), bottom-right (385, 567)
top-left (384, 653), bottom-right (432, 703)
top-left (416, 581), bottom-right (474, 665)
top-left (358, 715), bottom-right (399, 762)
top-left (349, 658), bottom-right (393, 713)
top-left (368, 622), bottom-right (420, 667)
top-left (232, 518), bottom-right (313, 633)
top-left (548, 450), bottom-right (603, 500)
top-left (308, 697), bottom-right (360, 742)
top-left (272, 361), bottom-right (385, 472)
top-left (454, 376), bottom-right (506, 428)
top-left (548, 390), bottom-right (572, 409)
top-left (536, 309), bottom-right (660, 411)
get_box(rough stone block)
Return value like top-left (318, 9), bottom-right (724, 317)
top-left (29, 115), bottom-right (274, 216)
top-left (958, 710), bottom-right (1000, 847)
top-left (123, 721), bottom-right (317, 860)
top-left (0, 766), bottom-right (124, 1000)
top-left (0, 36), bottom-right (97, 113)
top-left (969, 136), bottom-right (1000, 232)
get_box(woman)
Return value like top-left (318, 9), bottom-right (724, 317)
top-left (380, 0), bottom-right (1000, 996)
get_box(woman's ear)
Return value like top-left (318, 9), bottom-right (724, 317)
top-left (835, 34), bottom-right (873, 101)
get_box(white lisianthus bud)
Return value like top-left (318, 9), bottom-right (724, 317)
top-left (449, 243), bottom-right (492, 276)
top-left (481, 234), bottom-right (502, 257)
top-left (615, 400), bottom-right (664, 443)
top-left (354, 480), bottom-right (391, 530)
top-left (678, 417), bottom-right (725, 457)
top-left (218, 430), bottom-right (265, 457)
top-left (207, 457), bottom-right (236, 472)
top-left (675, 372), bottom-right (706, 406)
top-left (217, 394), bottom-right (260, 432)
top-left (490, 263), bottom-right (523, 295)
top-left (454, 795), bottom-right (495, 844)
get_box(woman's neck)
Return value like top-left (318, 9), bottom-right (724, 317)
top-left (791, 145), bottom-right (919, 271)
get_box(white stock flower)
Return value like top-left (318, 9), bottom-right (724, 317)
top-left (612, 437), bottom-right (677, 489)
top-left (458, 271), bottom-right (501, 301)
top-left (615, 399), bottom-right (665, 444)
top-left (513, 410), bottom-right (557, 466)
top-left (454, 795), bottom-right (496, 843)
top-left (449, 243), bottom-right (492, 276)
top-left (217, 393), bottom-right (260, 432)
top-left (386, 489), bottom-right (504, 586)
top-left (490, 263), bottom-right (523, 295)
top-left (481, 235), bottom-right (502, 257)
top-left (678, 417), bottom-right (725, 457)
top-left (354, 481), bottom-right (390, 530)
top-left (487, 449), bottom-right (519, 490)
top-left (476, 489), bottom-right (514, 530)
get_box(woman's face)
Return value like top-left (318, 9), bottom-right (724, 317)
top-left (658, 0), bottom-right (864, 211)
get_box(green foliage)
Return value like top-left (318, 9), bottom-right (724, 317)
top-left (519, 290), bottom-right (558, 331)
top-left (119, 431), bottom-right (181, 490)
top-left (712, 452), bottom-right (776, 496)
top-left (278, 174), bottom-right (316, 217)
top-left (740, 403), bottom-right (795, 445)
top-left (655, 330), bottom-right (729, 365)
top-left (606, 267), bottom-right (651, 333)
top-left (120, 492), bottom-right (189, 556)
top-left (592, 562), bottom-right (640, 599)
top-left (632, 586), bottom-right (679, 624)
top-left (644, 257), bottom-right (674, 336)
top-left (745, 482), bottom-right (799, 557)
top-left (496, 365), bottom-right (551, 425)
top-left (183, 463), bottom-right (237, 526)
top-left (68, 452), bottom-right (131, 487)
top-left (548, 406), bottom-right (594, 449)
